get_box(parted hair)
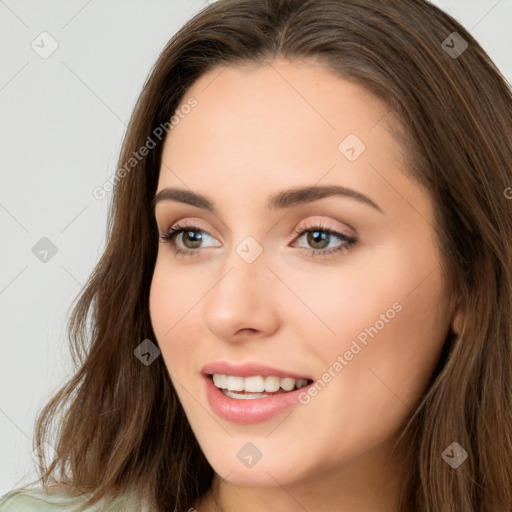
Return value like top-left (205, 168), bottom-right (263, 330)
top-left (22, 1), bottom-right (512, 511)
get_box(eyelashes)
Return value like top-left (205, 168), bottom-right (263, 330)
top-left (158, 220), bottom-right (357, 260)
top-left (290, 220), bottom-right (356, 256)
top-left (159, 222), bottom-right (219, 259)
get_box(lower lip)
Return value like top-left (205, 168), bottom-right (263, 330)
top-left (204, 375), bottom-right (312, 424)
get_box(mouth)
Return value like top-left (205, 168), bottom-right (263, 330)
top-left (209, 373), bottom-right (313, 400)
top-left (202, 368), bottom-right (315, 424)
top-left (201, 361), bottom-right (315, 423)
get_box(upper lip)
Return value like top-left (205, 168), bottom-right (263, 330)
top-left (202, 361), bottom-right (313, 381)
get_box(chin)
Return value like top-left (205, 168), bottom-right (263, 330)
top-left (199, 440), bottom-right (317, 488)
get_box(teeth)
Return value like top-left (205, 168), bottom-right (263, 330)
top-left (264, 376), bottom-right (280, 392)
top-left (226, 376), bottom-right (244, 391)
top-left (212, 374), bottom-right (227, 389)
top-left (224, 390), bottom-right (269, 400)
top-left (245, 376), bottom-right (265, 392)
top-left (212, 374), bottom-right (310, 393)
top-left (280, 377), bottom-right (295, 391)
top-left (296, 378), bottom-right (308, 389)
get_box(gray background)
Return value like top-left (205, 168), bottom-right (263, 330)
top-left (1, 0), bottom-right (511, 495)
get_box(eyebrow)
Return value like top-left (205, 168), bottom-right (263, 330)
top-left (152, 185), bottom-right (383, 214)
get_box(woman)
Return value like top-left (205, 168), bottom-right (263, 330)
top-left (1, 0), bottom-right (511, 511)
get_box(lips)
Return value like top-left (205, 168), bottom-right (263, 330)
top-left (201, 361), bottom-right (315, 424)
top-left (201, 361), bottom-right (313, 381)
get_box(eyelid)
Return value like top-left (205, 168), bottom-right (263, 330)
top-left (159, 216), bottom-right (357, 260)
top-left (290, 216), bottom-right (356, 240)
top-left (161, 217), bottom-right (221, 240)
top-left (159, 216), bottom-right (353, 241)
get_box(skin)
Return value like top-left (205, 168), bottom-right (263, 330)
top-left (149, 58), bottom-right (464, 512)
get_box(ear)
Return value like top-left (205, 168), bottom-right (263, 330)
top-left (450, 296), bottom-right (465, 336)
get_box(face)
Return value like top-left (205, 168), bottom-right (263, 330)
top-left (149, 58), bottom-right (460, 489)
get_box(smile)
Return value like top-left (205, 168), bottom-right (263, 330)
top-left (203, 374), bottom-right (314, 424)
top-left (212, 374), bottom-right (311, 399)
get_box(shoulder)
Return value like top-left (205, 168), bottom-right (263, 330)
top-left (0, 486), bottom-right (77, 511)
top-left (0, 486), bottom-right (146, 511)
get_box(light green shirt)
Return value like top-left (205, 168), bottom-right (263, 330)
top-left (0, 487), bottom-right (149, 511)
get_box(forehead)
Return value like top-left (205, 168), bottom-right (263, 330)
top-left (172, 58), bottom-right (395, 145)
top-left (156, 58), bottom-right (425, 221)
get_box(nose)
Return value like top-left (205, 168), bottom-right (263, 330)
top-left (202, 243), bottom-right (281, 344)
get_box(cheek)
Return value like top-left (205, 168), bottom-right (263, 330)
top-left (319, 277), bottom-right (446, 430)
top-left (148, 261), bottom-right (170, 340)
top-left (149, 260), bottom-right (192, 372)
top-left (288, 234), bottom-right (447, 357)
top-left (149, 256), bottom-right (200, 340)
top-left (289, 242), bottom-right (448, 414)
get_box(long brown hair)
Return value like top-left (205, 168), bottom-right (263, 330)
top-left (20, 0), bottom-right (512, 510)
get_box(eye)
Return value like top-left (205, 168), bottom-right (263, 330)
top-left (291, 220), bottom-right (357, 257)
top-left (158, 220), bottom-right (357, 259)
top-left (159, 222), bottom-right (220, 259)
